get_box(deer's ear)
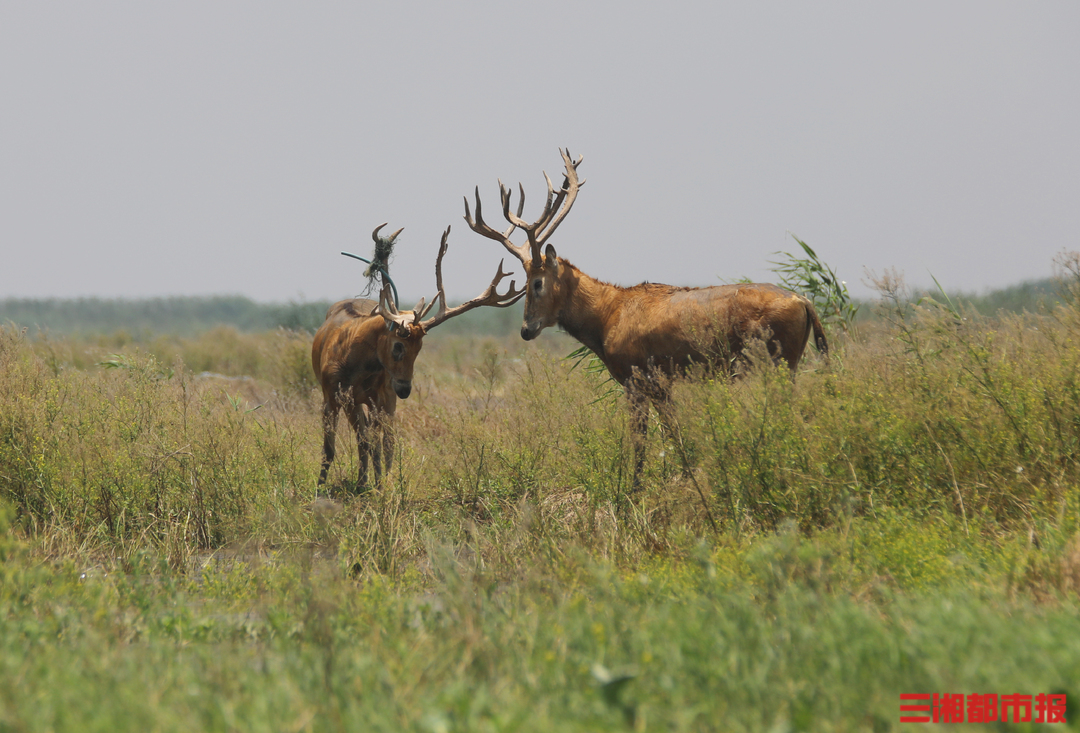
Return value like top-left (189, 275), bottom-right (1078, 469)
top-left (544, 244), bottom-right (560, 276)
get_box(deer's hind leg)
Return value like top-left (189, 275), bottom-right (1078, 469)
top-left (318, 394), bottom-right (340, 486)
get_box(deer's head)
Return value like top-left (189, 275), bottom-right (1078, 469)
top-left (463, 148), bottom-right (583, 341)
top-left (373, 226), bottom-right (525, 396)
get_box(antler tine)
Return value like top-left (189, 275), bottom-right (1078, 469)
top-left (372, 222), bottom-right (404, 244)
top-left (464, 186), bottom-right (531, 265)
top-left (498, 180), bottom-right (524, 239)
top-left (498, 178), bottom-right (547, 264)
top-left (434, 225), bottom-right (449, 300)
top-left (499, 179), bottom-right (527, 228)
top-left (522, 170), bottom-right (559, 250)
top-left (421, 226), bottom-right (451, 322)
top-left (538, 171), bottom-right (556, 228)
top-left (411, 297), bottom-right (427, 324)
top-left (465, 149), bottom-right (583, 265)
top-left (535, 148), bottom-right (583, 246)
top-left (378, 281), bottom-right (397, 314)
top-left (373, 281), bottom-right (412, 331)
top-left (422, 256), bottom-right (525, 331)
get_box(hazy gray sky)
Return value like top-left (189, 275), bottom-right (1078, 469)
top-left (2, 2), bottom-right (1078, 304)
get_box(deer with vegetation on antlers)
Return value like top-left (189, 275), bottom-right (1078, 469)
top-left (464, 149), bottom-right (828, 489)
top-left (312, 224), bottom-right (524, 491)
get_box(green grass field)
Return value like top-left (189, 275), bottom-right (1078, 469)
top-left (3, 265), bottom-right (1080, 731)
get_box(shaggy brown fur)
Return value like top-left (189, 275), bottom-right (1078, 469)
top-left (463, 148), bottom-right (827, 489)
top-left (522, 253), bottom-right (828, 488)
top-left (312, 225), bottom-right (524, 492)
top-left (311, 298), bottom-right (425, 490)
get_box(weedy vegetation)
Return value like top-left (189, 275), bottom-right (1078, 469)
top-left (3, 253), bottom-right (1080, 731)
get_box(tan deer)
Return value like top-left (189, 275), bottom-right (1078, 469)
top-left (312, 224), bottom-right (523, 491)
top-left (464, 149), bottom-right (828, 489)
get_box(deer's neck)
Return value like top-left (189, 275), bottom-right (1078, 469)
top-left (556, 262), bottom-right (621, 359)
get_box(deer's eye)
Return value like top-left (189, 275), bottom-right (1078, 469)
top-left (533, 279), bottom-right (543, 292)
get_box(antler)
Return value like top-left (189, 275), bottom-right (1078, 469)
top-left (463, 148), bottom-right (583, 266)
top-left (372, 281), bottom-right (416, 333)
top-left (372, 222), bottom-right (404, 244)
top-left (421, 226), bottom-right (525, 331)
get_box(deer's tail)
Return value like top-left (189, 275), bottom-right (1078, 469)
top-left (805, 301), bottom-right (829, 357)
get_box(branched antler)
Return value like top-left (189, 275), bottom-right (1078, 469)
top-left (372, 281), bottom-right (416, 333)
top-left (372, 226), bottom-right (523, 333)
top-left (464, 148), bottom-right (583, 266)
top-left (371, 222), bottom-right (404, 246)
top-left (421, 226), bottom-right (525, 330)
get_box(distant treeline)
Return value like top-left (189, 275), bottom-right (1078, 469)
top-left (874, 277), bottom-right (1061, 318)
top-left (0, 278), bottom-right (1064, 338)
top-left (945, 278), bottom-right (1059, 315)
top-left (0, 295), bottom-right (526, 338)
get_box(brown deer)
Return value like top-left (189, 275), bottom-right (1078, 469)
top-left (312, 224), bottom-right (523, 491)
top-left (464, 149), bottom-right (828, 488)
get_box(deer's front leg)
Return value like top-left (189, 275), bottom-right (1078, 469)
top-left (370, 393), bottom-right (397, 491)
top-left (627, 386), bottom-right (650, 492)
top-left (348, 402), bottom-right (371, 492)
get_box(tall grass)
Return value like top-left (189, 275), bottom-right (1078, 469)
top-left (4, 269), bottom-right (1080, 568)
top-left (3, 262), bottom-right (1080, 730)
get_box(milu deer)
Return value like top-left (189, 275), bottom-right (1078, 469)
top-left (464, 149), bottom-right (828, 489)
top-left (312, 224), bottom-right (524, 491)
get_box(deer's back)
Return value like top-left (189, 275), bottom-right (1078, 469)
top-left (601, 283), bottom-right (811, 379)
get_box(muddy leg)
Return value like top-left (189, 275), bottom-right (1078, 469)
top-left (318, 400), bottom-right (338, 486)
top-left (381, 398), bottom-right (397, 487)
top-left (370, 413), bottom-right (384, 491)
top-left (369, 392), bottom-right (397, 491)
top-left (356, 415), bottom-right (371, 492)
top-left (370, 402), bottom-right (397, 491)
top-left (345, 397), bottom-right (370, 492)
top-left (378, 421), bottom-right (395, 489)
top-left (628, 388), bottom-right (650, 492)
